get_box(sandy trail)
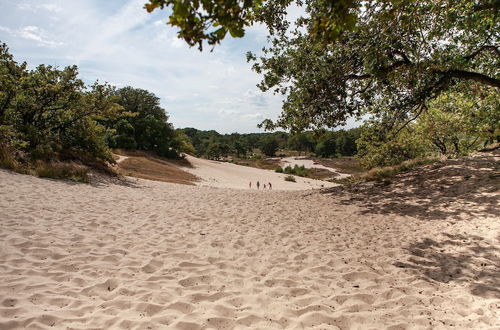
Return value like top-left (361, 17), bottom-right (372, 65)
top-left (0, 150), bottom-right (498, 329)
top-left (183, 155), bottom-right (336, 190)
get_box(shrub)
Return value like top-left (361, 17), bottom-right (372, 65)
top-left (35, 161), bottom-right (89, 182)
top-left (275, 167), bottom-right (283, 173)
top-left (284, 175), bottom-right (296, 182)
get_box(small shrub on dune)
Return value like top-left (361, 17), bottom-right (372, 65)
top-left (275, 167), bottom-right (283, 173)
top-left (35, 161), bottom-right (89, 183)
top-left (284, 175), bottom-right (296, 182)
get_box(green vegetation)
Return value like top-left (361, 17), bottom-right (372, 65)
top-left (276, 165), bottom-right (311, 178)
top-left (0, 43), bottom-right (185, 181)
top-left (178, 127), bottom-right (360, 160)
top-left (150, 0), bottom-right (499, 172)
top-left (284, 175), bottom-right (296, 182)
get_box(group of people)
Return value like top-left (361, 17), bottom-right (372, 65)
top-left (249, 181), bottom-right (272, 190)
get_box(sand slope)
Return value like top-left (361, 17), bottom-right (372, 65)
top-left (183, 155), bottom-right (336, 190)
top-left (0, 150), bottom-right (498, 329)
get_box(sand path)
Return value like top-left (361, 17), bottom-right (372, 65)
top-left (0, 160), bottom-right (498, 329)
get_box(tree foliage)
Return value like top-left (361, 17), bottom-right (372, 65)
top-left (0, 43), bottom-right (185, 179)
top-left (249, 0), bottom-right (499, 131)
top-left (147, 0), bottom-right (499, 167)
top-left (107, 87), bottom-right (181, 158)
top-left (0, 43), bottom-right (121, 164)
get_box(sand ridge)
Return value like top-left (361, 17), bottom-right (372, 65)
top-left (0, 151), bottom-right (498, 329)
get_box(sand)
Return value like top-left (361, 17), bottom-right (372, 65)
top-left (182, 155), bottom-right (336, 190)
top-left (0, 151), bottom-right (499, 329)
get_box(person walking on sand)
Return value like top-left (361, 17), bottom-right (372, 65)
top-left (249, 181), bottom-right (252, 189)
top-left (268, 182), bottom-right (272, 190)
top-left (257, 181), bottom-right (260, 190)
top-left (264, 183), bottom-right (267, 189)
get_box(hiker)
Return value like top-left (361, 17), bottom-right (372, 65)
top-left (264, 183), bottom-right (267, 189)
top-left (249, 181), bottom-right (251, 189)
top-left (268, 182), bottom-right (272, 190)
top-left (257, 181), bottom-right (260, 190)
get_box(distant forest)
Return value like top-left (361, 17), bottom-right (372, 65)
top-left (178, 127), bottom-right (361, 159)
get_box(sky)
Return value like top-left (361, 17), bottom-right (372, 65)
top-left (0, 0), bottom-right (289, 133)
top-left (0, 0), bottom-right (362, 134)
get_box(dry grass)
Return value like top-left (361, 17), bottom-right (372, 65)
top-left (35, 161), bottom-right (90, 182)
top-left (113, 149), bottom-right (194, 168)
top-left (116, 156), bottom-right (198, 185)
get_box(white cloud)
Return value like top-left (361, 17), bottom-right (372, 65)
top-left (17, 2), bottom-right (62, 13)
top-left (17, 25), bottom-right (63, 47)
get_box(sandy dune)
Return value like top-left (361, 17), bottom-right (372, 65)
top-left (0, 151), bottom-right (499, 329)
top-left (183, 155), bottom-right (336, 190)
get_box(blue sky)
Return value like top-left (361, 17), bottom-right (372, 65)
top-left (0, 0), bottom-right (285, 133)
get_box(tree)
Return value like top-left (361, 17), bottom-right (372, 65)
top-left (147, 0), bottom-right (499, 141)
top-left (260, 135), bottom-right (279, 156)
top-left (250, 0), bottom-right (499, 132)
top-left (288, 132), bottom-right (314, 154)
top-left (110, 87), bottom-right (181, 158)
top-left (315, 132), bottom-right (337, 157)
top-left (144, 0), bottom-right (358, 50)
top-left (1, 43), bottom-right (121, 163)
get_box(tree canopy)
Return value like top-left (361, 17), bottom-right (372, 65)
top-left (147, 0), bottom-right (499, 134)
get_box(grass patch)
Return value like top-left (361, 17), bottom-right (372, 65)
top-left (284, 175), bottom-right (296, 182)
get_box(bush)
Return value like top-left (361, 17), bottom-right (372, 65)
top-left (35, 161), bottom-right (89, 182)
top-left (284, 175), bottom-right (296, 182)
top-left (275, 167), bottom-right (283, 173)
top-left (282, 164), bottom-right (310, 177)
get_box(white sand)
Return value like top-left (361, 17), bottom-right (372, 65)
top-left (183, 155), bottom-right (336, 190)
top-left (0, 151), bottom-right (498, 329)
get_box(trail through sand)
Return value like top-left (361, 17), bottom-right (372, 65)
top-left (0, 150), bottom-right (498, 329)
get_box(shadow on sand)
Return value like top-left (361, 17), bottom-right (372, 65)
top-left (394, 233), bottom-right (500, 299)
top-left (321, 151), bottom-right (499, 299)
top-left (322, 151), bottom-right (499, 221)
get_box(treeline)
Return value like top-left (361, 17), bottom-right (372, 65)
top-left (0, 43), bottom-right (185, 180)
top-left (179, 127), bottom-right (361, 159)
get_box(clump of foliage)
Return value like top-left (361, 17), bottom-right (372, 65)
top-left (148, 0), bottom-right (499, 173)
top-left (357, 86), bottom-right (499, 169)
top-left (106, 86), bottom-right (182, 159)
top-left (276, 164), bottom-right (311, 177)
top-left (0, 43), bottom-right (121, 172)
top-left (0, 43), bottom-right (184, 181)
top-left (284, 174), bottom-right (296, 182)
top-left (178, 127), bottom-right (360, 160)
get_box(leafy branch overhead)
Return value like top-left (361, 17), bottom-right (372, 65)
top-left (147, 0), bottom-right (499, 134)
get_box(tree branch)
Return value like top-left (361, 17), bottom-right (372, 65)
top-left (442, 69), bottom-right (500, 88)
